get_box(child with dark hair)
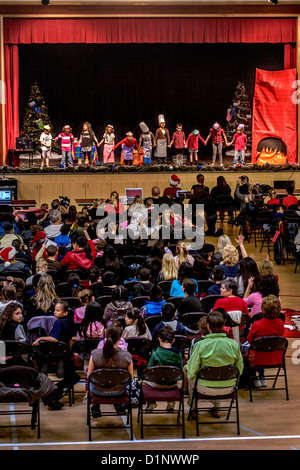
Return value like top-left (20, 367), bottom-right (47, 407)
top-left (78, 301), bottom-right (105, 340)
top-left (103, 286), bottom-right (133, 324)
top-left (145, 325), bottom-right (183, 412)
top-left (74, 289), bottom-right (95, 323)
top-left (177, 278), bottom-right (203, 317)
top-left (122, 308), bottom-right (152, 340)
top-left (207, 267), bottom-right (225, 295)
top-left (54, 224), bottom-right (71, 250)
top-left (142, 284), bottom-right (165, 318)
top-left (132, 267), bottom-right (154, 298)
top-left (0, 302), bottom-right (26, 342)
top-left (151, 301), bottom-right (188, 340)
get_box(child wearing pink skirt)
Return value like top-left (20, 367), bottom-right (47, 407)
top-left (99, 124), bottom-right (115, 164)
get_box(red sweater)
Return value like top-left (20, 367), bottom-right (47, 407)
top-left (247, 317), bottom-right (285, 365)
top-left (213, 296), bottom-right (249, 316)
top-left (60, 239), bottom-right (97, 271)
top-left (113, 138), bottom-right (138, 150)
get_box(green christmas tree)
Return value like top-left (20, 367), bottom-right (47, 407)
top-left (225, 82), bottom-right (252, 152)
top-left (20, 82), bottom-right (58, 154)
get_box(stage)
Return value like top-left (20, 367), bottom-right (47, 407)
top-left (5, 159), bottom-right (300, 208)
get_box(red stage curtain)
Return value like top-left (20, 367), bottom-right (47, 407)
top-left (284, 44), bottom-right (296, 69)
top-left (3, 18), bottom-right (296, 45)
top-left (4, 45), bottom-right (19, 153)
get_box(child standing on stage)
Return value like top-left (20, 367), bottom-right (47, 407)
top-left (230, 123), bottom-right (247, 167)
top-left (185, 129), bottom-right (205, 165)
top-left (153, 115), bottom-right (170, 165)
top-left (170, 123), bottom-right (186, 165)
top-left (138, 122), bottom-right (155, 165)
top-left (39, 124), bottom-right (52, 169)
top-left (54, 125), bottom-right (77, 169)
top-left (99, 124), bottom-right (115, 165)
top-left (113, 132), bottom-right (139, 166)
top-left (78, 122), bottom-right (100, 166)
top-left (205, 122), bottom-right (229, 167)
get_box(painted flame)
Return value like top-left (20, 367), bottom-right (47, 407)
top-left (256, 147), bottom-right (287, 165)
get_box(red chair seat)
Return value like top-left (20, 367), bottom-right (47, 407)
top-left (142, 383), bottom-right (181, 402)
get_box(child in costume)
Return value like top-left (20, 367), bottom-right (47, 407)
top-left (53, 125), bottom-right (77, 169)
top-left (99, 124), bottom-right (115, 164)
top-left (113, 132), bottom-right (139, 165)
top-left (39, 124), bottom-right (52, 169)
top-left (170, 123), bottom-right (186, 166)
top-left (153, 115), bottom-right (170, 165)
top-left (78, 122), bottom-right (100, 166)
top-left (205, 122), bottom-right (229, 167)
top-left (230, 123), bottom-right (247, 167)
top-left (185, 129), bottom-right (205, 165)
top-left (138, 122), bottom-right (155, 165)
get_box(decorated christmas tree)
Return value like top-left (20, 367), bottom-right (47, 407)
top-left (225, 82), bottom-right (252, 152)
top-left (20, 82), bottom-right (58, 153)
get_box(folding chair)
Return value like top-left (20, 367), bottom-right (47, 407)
top-left (125, 337), bottom-right (152, 378)
top-left (180, 312), bottom-right (207, 332)
top-left (188, 365), bottom-right (240, 436)
top-left (0, 366), bottom-right (41, 438)
top-left (246, 336), bottom-right (289, 402)
top-left (87, 368), bottom-right (133, 441)
top-left (138, 365), bottom-right (185, 439)
top-left (200, 295), bottom-right (222, 313)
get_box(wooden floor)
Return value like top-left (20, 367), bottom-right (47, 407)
top-left (1, 221), bottom-right (300, 451)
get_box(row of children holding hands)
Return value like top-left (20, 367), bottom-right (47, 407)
top-left (39, 117), bottom-right (248, 169)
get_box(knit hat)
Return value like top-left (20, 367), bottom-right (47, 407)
top-left (169, 174), bottom-right (181, 187)
top-left (139, 122), bottom-right (149, 133)
top-left (0, 247), bottom-right (16, 267)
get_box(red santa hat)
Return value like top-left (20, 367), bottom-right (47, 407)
top-left (0, 246), bottom-right (16, 267)
top-left (169, 174), bottom-right (181, 187)
top-left (31, 231), bottom-right (47, 246)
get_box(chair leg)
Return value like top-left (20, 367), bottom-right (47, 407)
top-left (235, 394), bottom-right (240, 435)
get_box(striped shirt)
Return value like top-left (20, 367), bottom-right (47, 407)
top-left (54, 132), bottom-right (75, 151)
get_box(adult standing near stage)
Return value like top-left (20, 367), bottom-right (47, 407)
top-left (205, 122), bottom-right (229, 167)
top-left (153, 115), bottom-right (170, 165)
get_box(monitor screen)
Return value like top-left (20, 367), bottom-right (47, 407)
top-left (125, 188), bottom-right (143, 200)
top-left (0, 190), bottom-right (12, 202)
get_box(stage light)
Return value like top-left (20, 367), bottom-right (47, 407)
top-left (268, 0), bottom-right (278, 5)
top-left (41, 0), bottom-right (50, 5)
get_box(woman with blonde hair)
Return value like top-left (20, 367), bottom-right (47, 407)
top-left (174, 241), bottom-right (194, 270)
top-left (258, 258), bottom-right (278, 281)
top-left (27, 274), bottom-right (60, 319)
top-left (158, 252), bottom-right (178, 282)
top-left (211, 234), bottom-right (232, 267)
top-left (216, 244), bottom-right (240, 278)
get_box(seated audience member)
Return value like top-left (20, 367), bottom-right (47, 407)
top-left (102, 245), bottom-right (127, 285)
top-left (74, 289), bottom-right (95, 323)
top-left (174, 241), bottom-right (195, 269)
top-left (60, 230), bottom-right (96, 271)
top-left (0, 222), bottom-right (23, 249)
top-left (122, 308), bottom-right (152, 340)
top-left (142, 284), bottom-right (166, 318)
top-left (87, 322), bottom-right (133, 417)
top-left (188, 185), bottom-right (222, 237)
top-left (103, 286), bottom-right (133, 324)
top-left (25, 258), bottom-right (48, 287)
top-left (32, 300), bottom-right (81, 410)
top-left (243, 274), bottom-right (280, 318)
top-left (163, 174), bottom-right (182, 199)
top-left (0, 302), bottom-right (26, 342)
top-left (145, 325), bottom-right (183, 412)
top-left (94, 271), bottom-right (117, 298)
top-left (258, 258), bottom-right (279, 282)
top-left (282, 185), bottom-right (298, 209)
top-left (186, 311), bottom-right (244, 418)
top-left (0, 246), bottom-right (31, 278)
top-left (157, 252), bottom-right (178, 283)
top-left (210, 234), bottom-right (232, 268)
top-left (146, 185), bottom-right (166, 206)
top-left (177, 279), bottom-right (203, 317)
top-left (25, 274), bottom-right (60, 319)
top-left (210, 175), bottom-right (233, 221)
top-left (44, 210), bottom-right (63, 240)
top-left (43, 245), bottom-right (62, 273)
top-left (54, 224), bottom-right (71, 249)
top-left (213, 277), bottom-right (249, 316)
top-left (77, 301), bottom-right (105, 340)
top-left (132, 268), bottom-right (154, 298)
top-left (216, 244), bottom-right (240, 279)
top-left (11, 239), bottom-right (32, 267)
top-left (245, 295), bottom-right (285, 388)
top-left (0, 282), bottom-right (21, 313)
top-left (267, 189), bottom-right (280, 206)
top-left (236, 257), bottom-right (260, 298)
top-left (207, 267), bottom-right (225, 296)
top-left (192, 255), bottom-right (209, 280)
top-left (191, 173), bottom-right (210, 195)
top-left (69, 214), bottom-right (89, 235)
top-left (169, 261), bottom-right (198, 298)
top-left (151, 301), bottom-right (188, 340)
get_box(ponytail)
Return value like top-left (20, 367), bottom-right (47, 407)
top-left (103, 323), bottom-right (123, 360)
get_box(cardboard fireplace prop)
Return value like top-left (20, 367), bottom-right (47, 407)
top-left (252, 68), bottom-right (297, 165)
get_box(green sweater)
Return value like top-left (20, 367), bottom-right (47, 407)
top-left (148, 346), bottom-right (183, 370)
top-left (186, 333), bottom-right (244, 388)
